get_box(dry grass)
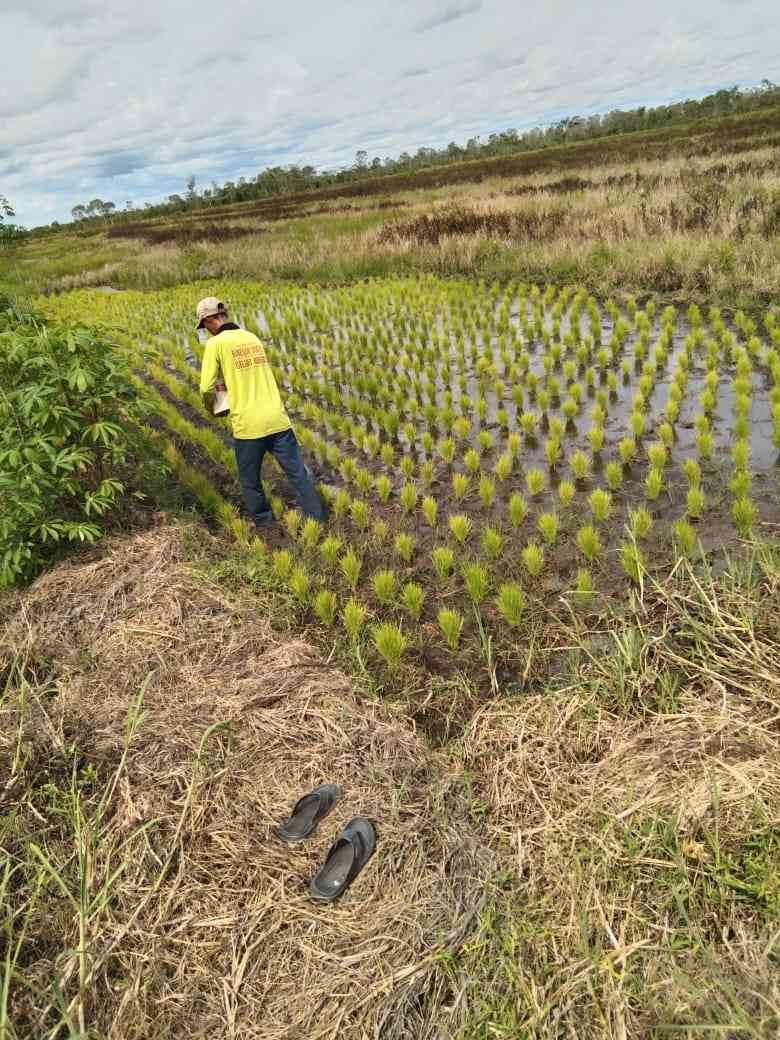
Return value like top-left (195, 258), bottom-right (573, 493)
top-left (0, 521), bottom-right (489, 1039)
top-left (456, 550), bottom-right (780, 1036)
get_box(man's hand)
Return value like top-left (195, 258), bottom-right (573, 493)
top-left (202, 391), bottom-right (216, 414)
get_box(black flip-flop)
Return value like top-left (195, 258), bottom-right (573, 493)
top-left (309, 817), bottom-right (376, 902)
top-left (274, 783), bottom-right (340, 844)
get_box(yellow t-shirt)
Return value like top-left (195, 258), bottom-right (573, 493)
top-left (199, 327), bottom-right (291, 440)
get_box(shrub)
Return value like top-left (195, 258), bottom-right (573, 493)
top-left (402, 581), bottom-right (425, 620)
top-left (372, 622), bottom-right (408, 671)
top-left (576, 524), bottom-right (602, 562)
top-left (432, 545), bottom-right (456, 579)
top-left (438, 608), bottom-right (464, 649)
top-left (522, 541), bottom-right (545, 577)
top-left (496, 583), bottom-right (526, 627)
top-left (449, 513), bottom-right (473, 544)
top-left (0, 313), bottom-right (153, 586)
top-left (314, 589), bottom-right (337, 627)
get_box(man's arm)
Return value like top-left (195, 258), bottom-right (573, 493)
top-left (199, 340), bottom-right (219, 411)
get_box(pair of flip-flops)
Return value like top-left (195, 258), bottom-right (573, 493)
top-left (274, 784), bottom-right (375, 902)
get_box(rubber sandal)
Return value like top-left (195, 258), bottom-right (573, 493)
top-left (275, 783), bottom-right (340, 844)
top-left (309, 817), bottom-right (376, 902)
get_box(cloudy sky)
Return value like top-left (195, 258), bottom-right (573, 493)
top-left (2, 0), bottom-right (779, 227)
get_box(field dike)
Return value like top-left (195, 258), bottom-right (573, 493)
top-left (2, 520), bottom-right (779, 1037)
top-left (0, 522), bottom-right (490, 1039)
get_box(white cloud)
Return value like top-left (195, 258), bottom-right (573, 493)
top-left (1, 0), bottom-right (778, 226)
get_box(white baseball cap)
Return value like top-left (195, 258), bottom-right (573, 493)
top-left (195, 296), bottom-right (226, 329)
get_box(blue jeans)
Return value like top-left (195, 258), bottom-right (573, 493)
top-left (233, 428), bottom-right (325, 525)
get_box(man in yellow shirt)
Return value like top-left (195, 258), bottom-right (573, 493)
top-left (197, 296), bottom-right (325, 527)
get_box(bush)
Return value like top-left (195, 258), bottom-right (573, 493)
top-left (0, 307), bottom-right (152, 585)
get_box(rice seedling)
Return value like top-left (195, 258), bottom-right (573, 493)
top-left (522, 541), bottom-right (545, 578)
top-left (422, 495), bottom-right (438, 528)
top-left (507, 432), bottom-right (522, 458)
top-left (525, 467), bottom-right (546, 497)
top-left (300, 518), bottom-right (322, 552)
top-left (481, 526), bottom-right (503, 560)
top-left (463, 562), bottom-right (489, 604)
top-left (400, 456), bottom-right (415, 481)
top-left (561, 397), bottom-right (578, 421)
top-left (314, 589), bottom-right (337, 627)
top-left (332, 489), bottom-right (351, 518)
top-left (628, 506), bottom-right (653, 540)
top-left (494, 452), bottom-right (514, 481)
top-left (399, 484), bottom-right (418, 514)
top-left (356, 468), bottom-right (374, 494)
top-left (696, 430), bottom-right (714, 461)
top-left (288, 566), bottom-right (311, 604)
top-left (604, 461), bottom-right (623, 491)
top-left (508, 492), bottom-right (529, 528)
top-left (646, 442), bottom-right (667, 470)
top-left (619, 541), bottom-right (645, 585)
top-left (394, 532), bottom-right (415, 563)
top-left (477, 429), bottom-right (494, 453)
top-left (372, 517), bottom-right (391, 544)
top-left (730, 469), bottom-right (752, 497)
top-left (380, 443), bottom-right (395, 467)
top-left (686, 486), bottom-right (705, 520)
top-left (449, 513), bottom-right (473, 544)
top-left (375, 474), bottom-right (393, 503)
top-left (283, 509), bottom-right (302, 538)
top-left (340, 549), bottom-right (362, 590)
top-left (537, 511), bottom-right (560, 545)
top-left (372, 568), bottom-right (397, 606)
top-left (437, 437), bottom-right (456, 465)
top-left (319, 535), bottom-right (342, 568)
top-left (569, 450), bottom-right (590, 482)
top-left (432, 545), bottom-right (456, 579)
top-left (618, 437), bottom-right (637, 465)
top-left (479, 474), bottom-right (496, 509)
top-left (496, 583), bottom-right (526, 627)
top-left (732, 497), bottom-right (757, 537)
top-left (674, 519), bottom-right (698, 558)
top-left (438, 608), bottom-right (464, 650)
top-left (545, 437), bottom-right (562, 468)
top-left (350, 499), bottom-right (370, 529)
top-left (683, 458), bottom-right (702, 486)
top-left (402, 581), bottom-right (425, 620)
top-left (558, 479), bottom-right (576, 507)
top-left (372, 623), bottom-right (407, 671)
top-left (630, 411), bottom-right (646, 438)
top-left (452, 472), bottom-right (471, 500)
top-left (645, 467), bottom-right (664, 501)
top-left (573, 567), bottom-right (596, 605)
top-left (520, 411), bottom-right (538, 438)
top-left (576, 524), bottom-right (603, 563)
top-left (272, 548), bottom-right (293, 581)
top-left (732, 439), bottom-right (750, 470)
top-left (464, 448), bottom-right (481, 475)
top-left (342, 597), bottom-right (367, 641)
top-left (588, 488), bottom-right (612, 522)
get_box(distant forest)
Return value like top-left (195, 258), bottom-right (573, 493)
top-left (36, 79), bottom-right (780, 232)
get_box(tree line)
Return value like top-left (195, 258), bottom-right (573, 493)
top-left (24, 78), bottom-right (780, 233)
